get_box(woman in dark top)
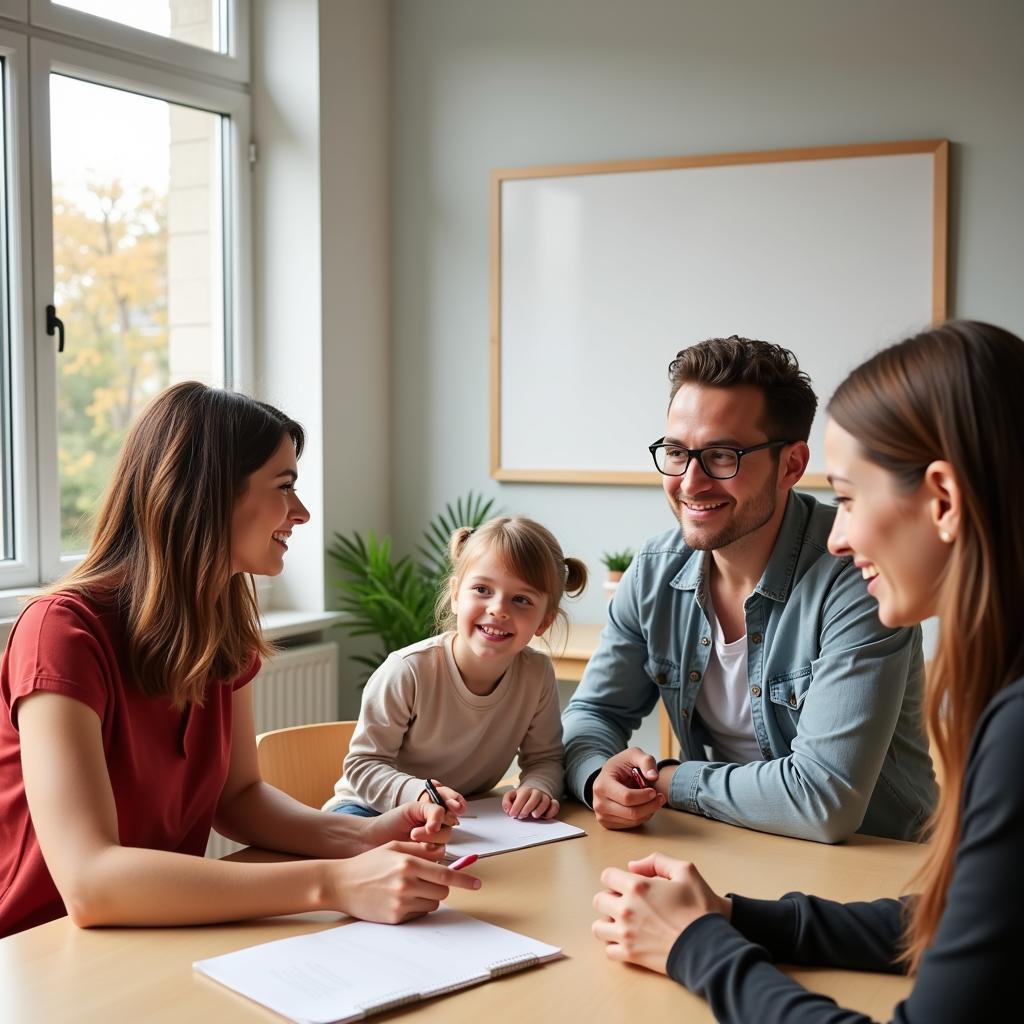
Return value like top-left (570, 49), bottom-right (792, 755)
top-left (592, 320), bottom-right (1024, 1022)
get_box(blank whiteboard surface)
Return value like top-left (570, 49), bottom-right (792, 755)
top-left (496, 145), bottom-right (942, 480)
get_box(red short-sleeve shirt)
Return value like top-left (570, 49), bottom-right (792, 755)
top-left (0, 592), bottom-right (259, 937)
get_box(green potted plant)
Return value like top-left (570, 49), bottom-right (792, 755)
top-left (328, 492), bottom-right (497, 680)
top-left (600, 548), bottom-right (634, 599)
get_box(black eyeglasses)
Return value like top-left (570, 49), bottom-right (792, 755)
top-left (648, 439), bottom-right (792, 479)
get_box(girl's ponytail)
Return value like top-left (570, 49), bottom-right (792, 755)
top-left (448, 526), bottom-right (474, 564)
top-left (564, 557), bottom-right (588, 598)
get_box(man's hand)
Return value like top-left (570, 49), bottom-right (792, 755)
top-left (592, 748), bottom-right (664, 830)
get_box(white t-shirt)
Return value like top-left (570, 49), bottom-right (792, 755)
top-left (694, 599), bottom-right (764, 765)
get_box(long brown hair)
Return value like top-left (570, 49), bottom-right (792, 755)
top-left (828, 320), bottom-right (1024, 971)
top-left (45, 381), bottom-right (305, 709)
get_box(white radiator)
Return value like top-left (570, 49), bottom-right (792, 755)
top-left (205, 640), bottom-right (340, 858)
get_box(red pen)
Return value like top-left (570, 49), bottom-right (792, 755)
top-left (450, 853), bottom-right (479, 871)
top-left (630, 766), bottom-right (648, 789)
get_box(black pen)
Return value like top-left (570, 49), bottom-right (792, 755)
top-left (424, 778), bottom-right (474, 816)
top-left (424, 778), bottom-right (447, 808)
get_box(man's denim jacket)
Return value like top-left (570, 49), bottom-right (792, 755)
top-left (563, 492), bottom-right (937, 843)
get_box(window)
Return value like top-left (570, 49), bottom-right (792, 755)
top-left (29, 1), bottom-right (248, 82)
top-left (0, 4), bottom-right (250, 595)
top-left (50, 76), bottom-right (228, 552)
top-left (49, 1), bottom-right (228, 53)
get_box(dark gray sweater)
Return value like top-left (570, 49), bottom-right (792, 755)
top-left (667, 677), bottom-right (1024, 1023)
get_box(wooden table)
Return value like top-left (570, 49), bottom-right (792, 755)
top-left (535, 622), bottom-right (605, 683)
top-left (0, 804), bottom-right (926, 1023)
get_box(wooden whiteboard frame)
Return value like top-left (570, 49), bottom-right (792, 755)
top-left (490, 139), bottom-right (948, 488)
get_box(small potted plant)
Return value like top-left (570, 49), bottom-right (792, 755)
top-left (601, 548), bottom-right (634, 599)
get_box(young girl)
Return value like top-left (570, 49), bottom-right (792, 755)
top-left (591, 320), bottom-right (1024, 1022)
top-left (325, 516), bottom-right (587, 820)
top-left (0, 382), bottom-right (477, 938)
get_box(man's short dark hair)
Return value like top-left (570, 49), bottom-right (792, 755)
top-left (667, 335), bottom-right (817, 441)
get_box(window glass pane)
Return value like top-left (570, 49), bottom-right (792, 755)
top-left (54, 1), bottom-right (227, 54)
top-left (51, 75), bottom-right (227, 554)
top-left (0, 59), bottom-right (12, 562)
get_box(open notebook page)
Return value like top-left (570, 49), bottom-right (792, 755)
top-left (443, 796), bottom-right (586, 861)
top-left (194, 906), bottom-right (562, 1024)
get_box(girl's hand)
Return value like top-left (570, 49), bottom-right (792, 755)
top-left (325, 842), bottom-right (481, 924)
top-left (591, 853), bottom-right (732, 975)
top-left (502, 787), bottom-right (560, 819)
top-left (366, 801), bottom-right (458, 850)
top-left (417, 781), bottom-right (467, 815)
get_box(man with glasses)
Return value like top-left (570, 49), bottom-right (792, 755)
top-left (563, 336), bottom-right (936, 842)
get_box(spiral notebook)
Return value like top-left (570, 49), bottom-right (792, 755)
top-left (194, 907), bottom-right (562, 1023)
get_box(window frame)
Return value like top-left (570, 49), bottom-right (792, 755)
top-left (0, 2), bottom-right (28, 21)
top-left (30, 38), bottom-right (252, 582)
top-left (0, 28), bottom-right (39, 592)
top-left (27, 0), bottom-right (250, 85)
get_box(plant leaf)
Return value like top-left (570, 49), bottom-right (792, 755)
top-left (330, 491), bottom-right (501, 684)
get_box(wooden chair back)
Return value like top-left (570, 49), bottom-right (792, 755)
top-left (255, 720), bottom-right (357, 809)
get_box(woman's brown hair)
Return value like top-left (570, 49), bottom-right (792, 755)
top-left (435, 516), bottom-right (587, 645)
top-left (45, 381), bottom-right (304, 709)
top-left (828, 320), bottom-right (1024, 972)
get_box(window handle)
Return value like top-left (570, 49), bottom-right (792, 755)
top-left (46, 304), bottom-right (65, 353)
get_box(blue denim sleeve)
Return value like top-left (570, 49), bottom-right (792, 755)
top-left (561, 559), bottom-right (661, 803)
top-left (667, 559), bottom-right (921, 843)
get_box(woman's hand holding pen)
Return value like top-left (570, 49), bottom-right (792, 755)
top-left (365, 801), bottom-right (460, 851)
top-left (325, 842), bottom-right (481, 924)
top-left (591, 853), bottom-right (731, 974)
top-left (502, 787), bottom-right (560, 819)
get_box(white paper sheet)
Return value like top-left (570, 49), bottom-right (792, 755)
top-left (194, 907), bottom-right (562, 1024)
top-left (443, 796), bottom-right (586, 860)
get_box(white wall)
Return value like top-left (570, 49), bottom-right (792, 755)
top-left (387, 0), bottom-right (1024, 625)
top-left (252, 0), bottom-right (325, 610)
top-left (253, 1), bottom-right (391, 713)
top-left (318, 2), bottom-right (392, 713)
top-left (252, 0), bottom-right (391, 603)
top-left (319, 1), bottom-right (391, 553)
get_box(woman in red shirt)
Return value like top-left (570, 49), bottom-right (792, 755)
top-left (0, 382), bottom-right (478, 937)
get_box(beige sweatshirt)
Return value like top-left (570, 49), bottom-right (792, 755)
top-left (324, 632), bottom-right (564, 812)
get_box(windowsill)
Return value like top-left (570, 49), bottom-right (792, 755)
top-left (0, 587), bottom-right (41, 626)
top-left (0, 594), bottom-right (347, 645)
top-left (260, 609), bottom-right (347, 641)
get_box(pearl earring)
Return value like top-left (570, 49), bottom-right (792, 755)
top-left (939, 530), bottom-right (952, 543)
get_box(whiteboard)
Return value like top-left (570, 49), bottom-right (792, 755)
top-left (491, 141), bottom-right (947, 486)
